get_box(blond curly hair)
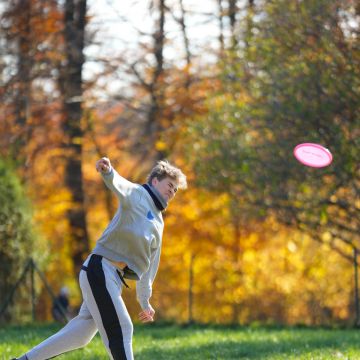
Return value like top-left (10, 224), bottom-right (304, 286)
top-left (147, 160), bottom-right (187, 190)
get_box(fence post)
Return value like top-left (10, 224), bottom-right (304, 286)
top-left (188, 253), bottom-right (195, 324)
top-left (354, 247), bottom-right (359, 327)
top-left (30, 259), bottom-right (36, 322)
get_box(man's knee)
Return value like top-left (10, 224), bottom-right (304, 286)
top-left (77, 335), bottom-right (93, 348)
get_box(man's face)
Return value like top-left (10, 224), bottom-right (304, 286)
top-left (151, 176), bottom-right (178, 202)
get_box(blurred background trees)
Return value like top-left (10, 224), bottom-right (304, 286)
top-left (0, 0), bottom-right (359, 325)
top-left (188, 0), bottom-right (359, 261)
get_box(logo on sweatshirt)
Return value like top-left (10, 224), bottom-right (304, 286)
top-left (147, 210), bottom-right (155, 220)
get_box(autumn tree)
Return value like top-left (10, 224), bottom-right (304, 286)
top-left (0, 0), bottom-right (62, 170)
top-left (188, 0), bottom-right (360, 257)
top-left (0, 0), bottom-right (90, 275)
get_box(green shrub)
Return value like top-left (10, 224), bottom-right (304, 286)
top-left (0, 159), bottom-right (36, 323)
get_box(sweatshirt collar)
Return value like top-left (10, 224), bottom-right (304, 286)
top-left (142, 183), bottom-right (168, 211)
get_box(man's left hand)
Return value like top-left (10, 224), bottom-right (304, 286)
top-left (139, 306), bottom-right (155, 323)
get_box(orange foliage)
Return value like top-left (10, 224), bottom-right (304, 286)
top-left (0, 1), bottom-right (356, 325)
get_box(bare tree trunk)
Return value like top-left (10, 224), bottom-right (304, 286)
top-left (178, 0), bottom-right (191, 80)
top-left (147, 0), bottom-right (166, 160)
top-left (217, 0), bottom-right (225, 54)
top-left (216, 0), bottom-right (239, 56)
top-left (244, 0), bottom-right (255, 49)
top-left (60, 0), bottom-right (89, 274)
top-left (228, 0), bottom-right (237, 48)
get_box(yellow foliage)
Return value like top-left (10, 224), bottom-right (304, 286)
top-left (155, 140), bottom-right (167, 151)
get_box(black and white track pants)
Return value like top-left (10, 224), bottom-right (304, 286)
top-left (26, 254), bottom-right (134, 360)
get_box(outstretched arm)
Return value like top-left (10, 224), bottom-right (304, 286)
top-left (95, 157), bottom-right (137, 206)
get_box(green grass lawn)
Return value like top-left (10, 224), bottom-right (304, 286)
top-left (1, 323), bottom-right (360, 359)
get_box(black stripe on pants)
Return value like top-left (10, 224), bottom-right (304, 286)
top-left (86, 254), bottom-right (128, 360)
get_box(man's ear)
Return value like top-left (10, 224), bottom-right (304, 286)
top-left (151, 177), bottom-right (159, 186)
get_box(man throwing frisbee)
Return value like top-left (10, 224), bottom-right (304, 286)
top-left (13, 157), bottom-right (187, 360)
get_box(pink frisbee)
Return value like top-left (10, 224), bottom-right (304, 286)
top-left (293, 143), bottom-right (333, 168)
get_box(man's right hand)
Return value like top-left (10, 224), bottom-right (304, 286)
top-left (96, 157), bottom-right (112, 174)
